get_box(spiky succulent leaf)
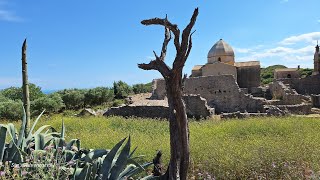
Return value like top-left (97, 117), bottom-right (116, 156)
top-left (109, 136), bottom-right (131, 180)
top-left (101, 137), bottom-right (127, 179)
top-left (35, 133), bottom-right (45, 150)
top-left (27, 109), bottom-right (45, 139)
top-left (0, 126), bottom-right (7, 161)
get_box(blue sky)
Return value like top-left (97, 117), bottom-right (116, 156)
top-left (0, 0), bottom-right (319, 90)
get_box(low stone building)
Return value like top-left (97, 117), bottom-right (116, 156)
top-left (274, 68), bottom-right (300, 79)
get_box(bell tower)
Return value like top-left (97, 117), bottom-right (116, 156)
top-left (313, 41), bottom-right (320, 75)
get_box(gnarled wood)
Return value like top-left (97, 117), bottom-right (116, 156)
top-left (138, 8), bottom-right (199, 180)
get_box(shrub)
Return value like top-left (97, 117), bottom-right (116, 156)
top-left (31, 93), bottom-right (65, 116)
top-left (84, 87), bottom-right (114, 106)
top-left (113, 81), bottom-right (132, 99)
top-left (0, 100), bottom-right (23, 120)
top-left (0, 83), bottom-right (45, 101)
top-left (132, 82), bottom-right (152, 94)
top-left (57, 89), bottom-right (86, 109)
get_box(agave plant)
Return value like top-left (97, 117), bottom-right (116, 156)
top-left (0, 108), bottom-right (157, 179)
top-left (71, 136), bottom-right (154, 180)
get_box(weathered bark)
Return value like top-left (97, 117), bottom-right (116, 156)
top-left (138, 8), bottom-right (198, 180)
top-left (22, 39), bottom-right (30, 138)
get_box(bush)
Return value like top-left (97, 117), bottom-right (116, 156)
top-left (84, 87), bottom-right (114, 106)
top-left (0, 100), bottom-right (23, 120)
top-left (1, 83), bottom-right (45, 101)
top-left (31, 93), bottom-right (65, 116)
top-left (113, 81), bottom-right (132, 99)
top-left (132, 82), bottom-right (152, 94)
top-left (57, 89), bottom-right (86, 109)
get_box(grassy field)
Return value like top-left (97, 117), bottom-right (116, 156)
top-left (2, 115), bottom-right (320, 179)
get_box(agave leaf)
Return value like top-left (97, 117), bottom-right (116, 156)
top-left (101, 137), bottom-right (127, 179)
top-left (18, 105), bottom-right (27, 146)
top-left (120, 161), bottom-right (153, 179)
top-left (27, 110), bottom-right (45, 139)
top-left (64, 150), bottom-right (75, 162)
top-left (7, 123), bottom-right (17, 143)
top-left (128, 146), bottom-right (138, 159)
top-left (109, 136), bottom-right (131, 180)
top-left (32, 125), bottom-right (52, 137)
top-left (140, 175), bottom-right (160, 180)
top-left (66, 139), bottom-right (80, 150)
top-left (35, 133), bottom-right (45, 150)
top-left (73, 163), bottom-right (91, 180)
top-left (61, 119), bottom-right (65, 139)
top-left (0, 126), bottom-right (7, 162)
top-left (91, 160), bottom-right (99, 180)
top-left (118, 164), bottom-right (136, 179)
top-left (82, 149), bottom-right (110, 163)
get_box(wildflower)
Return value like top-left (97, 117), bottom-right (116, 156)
top-left (0, 171), bottom-right (5, 176)
top-left (21, 170), bottom-right (28, 176)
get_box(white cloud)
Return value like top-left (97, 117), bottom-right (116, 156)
top-left (318, 20), bottom-right (320, 23)
top-left (0, 0), bottom-right (22, 22)
top-left (279, 32), bottom-right (320, 45)
top-left (280, 0), bottom-right (289, 3)
top-left (234, 48), bottom-right (252, 53)
top-left (0, 9), bottom-right (21, 22)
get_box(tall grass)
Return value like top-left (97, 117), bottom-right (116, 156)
top-left (2, 115), bottom-right (320, 178)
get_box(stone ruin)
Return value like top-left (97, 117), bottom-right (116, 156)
top-left (101, 40), bottom-right (320, 119)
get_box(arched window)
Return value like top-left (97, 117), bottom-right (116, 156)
top-left (218, 57), bottom-right (221, 62)
top-left (287, 74), bottom-right (291, 78)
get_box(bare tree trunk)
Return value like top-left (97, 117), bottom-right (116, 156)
top-left (138, 8), bottom-right (198, 180)
top-left (22, 39), bottom-right (30, 138)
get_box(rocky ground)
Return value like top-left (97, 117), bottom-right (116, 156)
top-left (128, 93), bottom-right (168, 107)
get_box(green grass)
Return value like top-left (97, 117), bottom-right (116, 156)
top-left (2, 115), bottom-right (320, 179)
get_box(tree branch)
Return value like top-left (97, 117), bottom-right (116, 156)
top-left (141, 16), bottom-right (180, 52)
top-left (172, 8), bottom-right (199, 71)
top-left (185, 30), bottom-right (196, 59)
top-left (160, 27), bottom-right (171, 61)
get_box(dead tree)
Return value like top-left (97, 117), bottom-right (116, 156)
top-left (22, 39), bottom-right (30, 137)
top-left (138, 8), bottom-right (199, 180)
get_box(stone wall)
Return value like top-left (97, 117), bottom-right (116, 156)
top-left (311, 94), bottom-right (320, 108)
top-left (269, 81), bottom-right (304, 105)
top-left (201, 63), bottom-right (237, 79)
top-left (150, 79), bottom-right (166, 100)
top-left (183, 94), bottom-right (215, 119)
top-left (279, 74), bottom-right (320, 95)
top-left (151, 75), bottom-right (266, 114)
top-left (237, 66), bottom-right (260, 88)
top-left (277, 104), bottom-right (312, 115)
top-left (183, 75), bottom-right (265, 113)
top-left (104, 94), bottom-right (215, 119)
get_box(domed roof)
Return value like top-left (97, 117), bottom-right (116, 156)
top-left (207, 39), bottom-right (234, 58)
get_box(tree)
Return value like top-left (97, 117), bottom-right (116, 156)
top-left (138, 8), bottom-right (199, 180)
top-left (113, 81), bottom-right (132, 99)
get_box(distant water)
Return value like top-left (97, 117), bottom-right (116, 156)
top-left (42, 90), bottom-right (58, 94)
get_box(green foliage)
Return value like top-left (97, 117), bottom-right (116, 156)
top-left (133, 82), bottom-right (152, 94)
top-left (299, 68), bottom-right (313, 78)
top-left (84, 87), bottom-right (114, 106)
top-left (113, 81), bottom-right (133, 99)
top-left (31, 93), bottom-right (65, 116)
top-left (261, 65), bottom-right (287, 85)
top-left (0, 111), bottom-right (152, 179)
top-left (0, 83), bottom-right (45, 101)
top-left (112, 99), bottom-right (125, 107)
top-left (0, 100), bottom-right (23, 120)
top-left (0, 93), bottom-right (9, 102)
top-left (57, 89), bottom-right (86, 109)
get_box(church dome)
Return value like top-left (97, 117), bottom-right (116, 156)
top-left (207, 39), bottom-right (235, 65)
